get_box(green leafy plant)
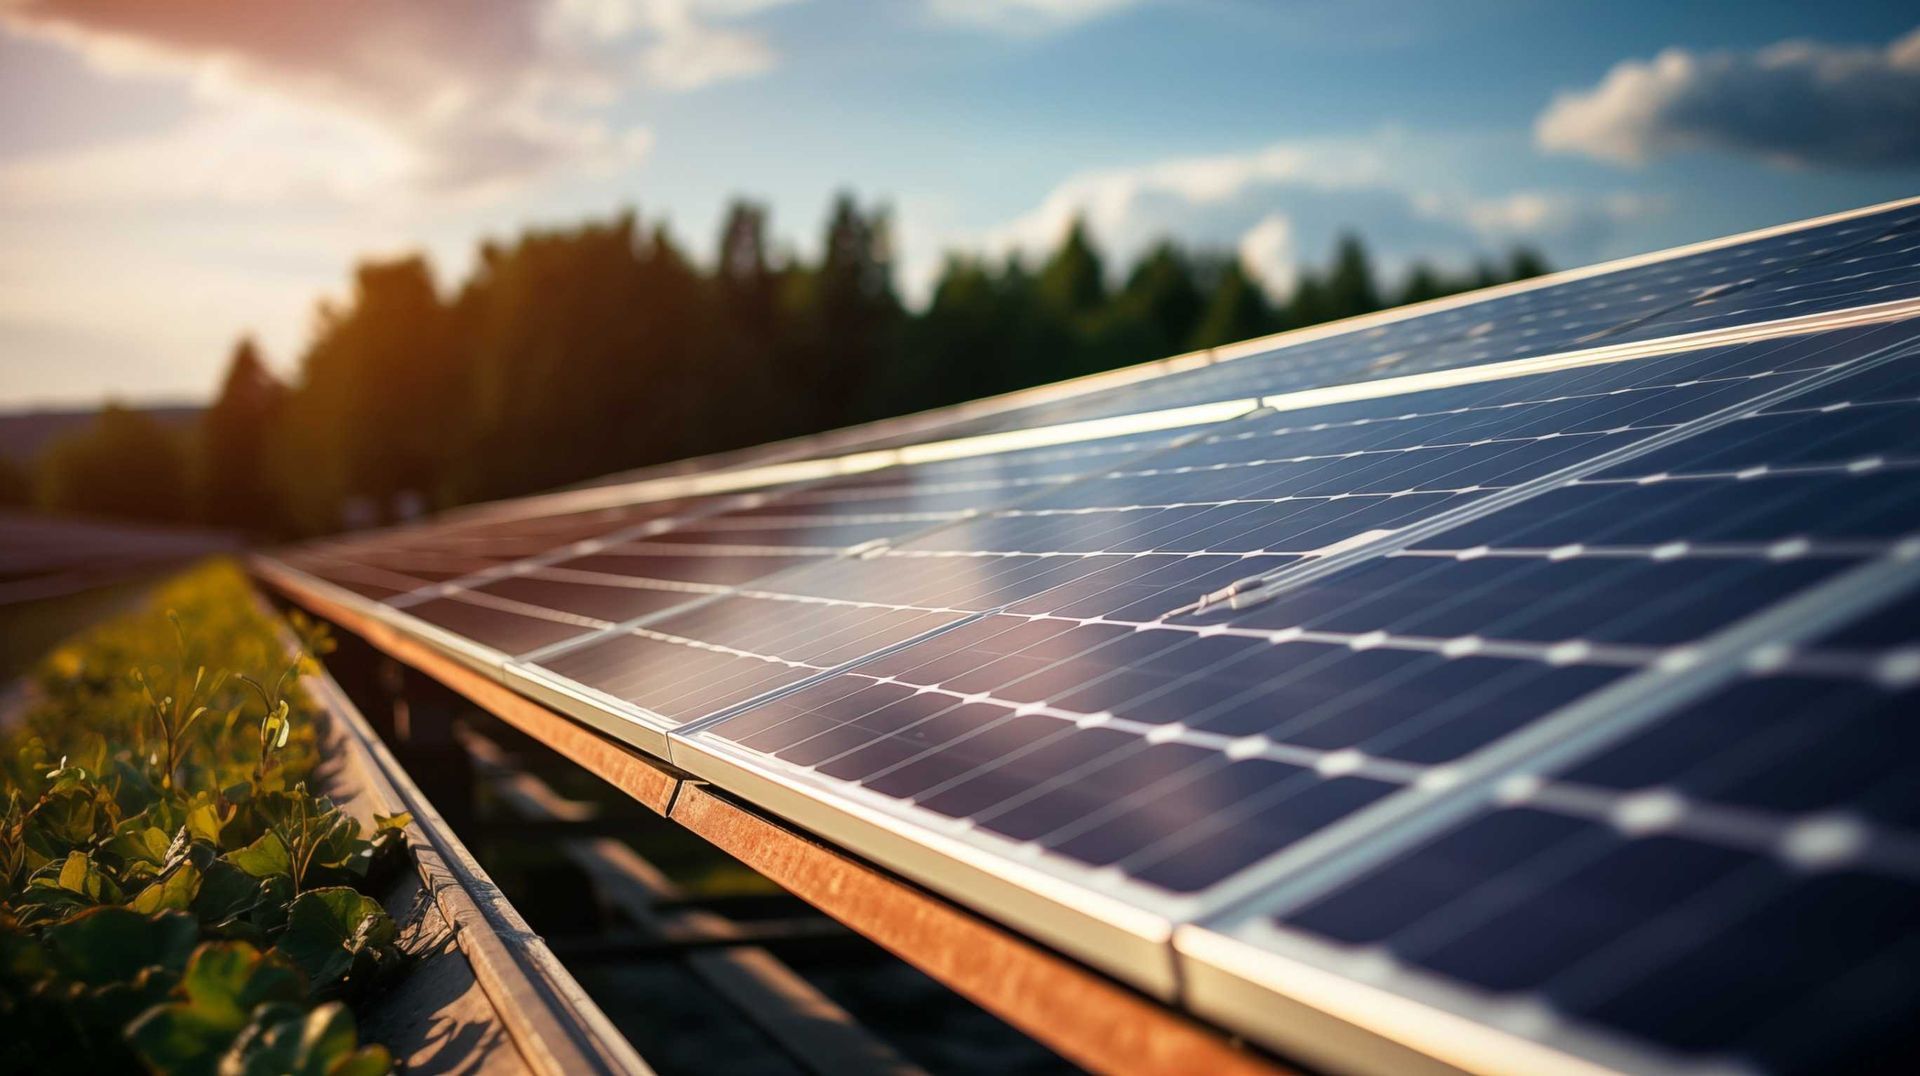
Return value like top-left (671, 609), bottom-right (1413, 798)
top-left (0, 562), bottom-right (403, 1074)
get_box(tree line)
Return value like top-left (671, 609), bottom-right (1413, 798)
top-left (9, 194), bottom-right (1548, 536)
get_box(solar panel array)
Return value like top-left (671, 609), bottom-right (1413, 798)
top-left (262, 198), bottom-right (1920, 1075)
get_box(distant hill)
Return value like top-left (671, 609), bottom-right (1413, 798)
top-left (0, 405), bottom-right (201, 464)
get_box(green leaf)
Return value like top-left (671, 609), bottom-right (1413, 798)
top-left (372, 812), bottom-right (411, 834)
top-left (298, 1002), bottom-right (361, 1068)
top-left (58, 850), bottom-right (97, 894)
top-left (24, 787), bottom-right (100, 856)
top-left (42, 906), bottom-right (198, 985)
top-left (25, 849), bottom-right (121, 909)
top-left (129, 941), bottom-right (312, 1076)
top-left (127, 1004), bottom-right (236, 1076)
top-left (105, 824), bottom-right (174, 875)
top-left (224, 830), bottom-right (291, 879)
top-left (192, 860), bottom-right (261, 925)
top-left (235, 1002), bottom-right (386, 1076)
top-left (186, 800), bottom-right (224, 844)
top-left (130, 862), bottom-right (204, 914)
top-left (277, 888), bottom-right (395, 991)
top-left (253, 873), bottom-right (295, 934)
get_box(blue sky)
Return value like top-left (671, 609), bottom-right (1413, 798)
top-left (1, 0), bottom-right (1916, 407)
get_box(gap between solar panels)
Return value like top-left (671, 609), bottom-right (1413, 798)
top-left (1162, 319), bottom-right (1920, 620)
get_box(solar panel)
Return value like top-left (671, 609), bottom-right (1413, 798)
top-left (1184, 584), bottom-right (1920, 1074)
top-left (258, 198), bottom-right (1920, 1073)
top-left (655, 317), bottom-right (1920, 989)
top-left (865, 199), bottom-right (1920, 443)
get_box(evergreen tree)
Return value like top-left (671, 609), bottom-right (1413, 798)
top-left (1324, 233), bottom-right (1382, 320)
top-left (199, 337), bottom-right (286, 531)
top-left (1037, 217), bottom-right (1107, 321)
top-left (1398, 261), bottom-right (1447, 306)
top-left (894, 255), bottom-right (1012, 411)
top-left (1190, 260), bottom-right (1277, 350)
top-left (0, 454), bottom-right (31, 508)
top-left (1110, 241), bottom-right (1205, 359)
top-left (799, 192), bottom-right (901, 428)
top-left (275, 256), bottom-right (462, 530)
top-left (36, 404), bottom-right (191, 523)
top-left (707, 199), bottom-right (791, 449)
top-left (1507, 247), bottom-right (1550, 281)
top-left (1286, 270), bottom-right (1331, 329)
top-left (454, 213), bottom-right (710, 500)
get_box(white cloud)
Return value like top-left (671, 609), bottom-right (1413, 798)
top-left (1236, 215), bottom-right (1297, 301)
top-left (1418, 189), bottom-right (1664, 253)
top-left (0, 0), bottom-right (795, 195)
top-left (0, 102), bottom-right (414, 209)
top-left (927, 0), bottom-right (1144, 35)
top-left (939, 134), bottom-right (1659, 302)
top-left (1537, 27), bottom-right (1920, 169)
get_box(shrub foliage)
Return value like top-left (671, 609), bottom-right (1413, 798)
top-left (0, 562), bottom-right (407, 1074)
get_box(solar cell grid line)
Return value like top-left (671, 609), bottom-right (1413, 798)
top-left (350, 431), bottom-right (1200, 672)
top-left (272, 489), bottom-right (849, 681)
top-left (1612, 218), bottom-right (1920, 343)
top-left (643, 322), bottom-right (1920, 995)
top-left (290, 532), bottom-right (692, 668)
top-left (1178, 563), bottom-right (1920, 1076)
top-left (270, 420), bottom-right (1236, 707)
top-left (283, 498), bottom-right (685, 605)
top-left (486, 417), bottom-right (1254, 753)
top-left (393, 418), bottom-right (1229, 617)
top-left (496, 419), bottom-right (1239, 650)
top-left (1169, 316), bottom-right (1920, 618)
top-left (519, 341), bottom-right (1756, 746)
top-left (378, 491), bottom-right (808, 607)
